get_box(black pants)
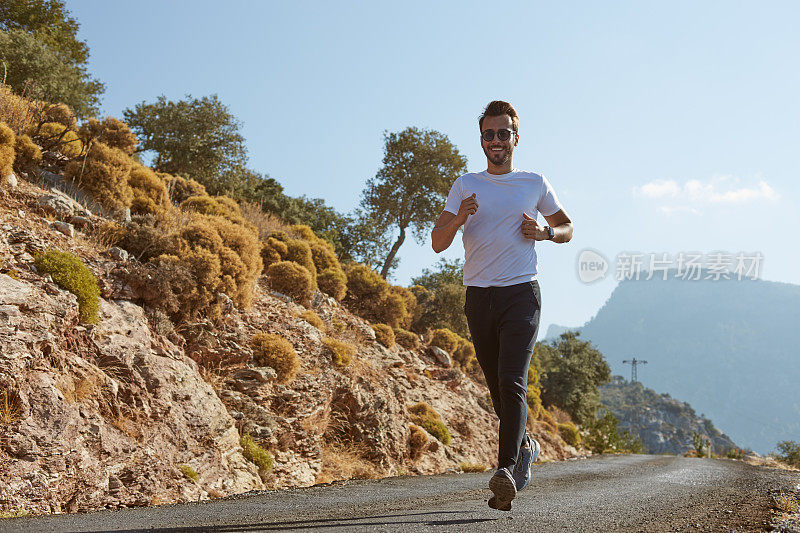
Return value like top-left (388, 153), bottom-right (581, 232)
top-left (465, 280), bottom-right (541, 470)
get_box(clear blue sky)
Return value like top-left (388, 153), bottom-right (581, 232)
top-left (66, 1), bottom-right (800, 335)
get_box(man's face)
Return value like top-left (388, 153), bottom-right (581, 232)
top-left (481, 114), bottom-right (518, 167)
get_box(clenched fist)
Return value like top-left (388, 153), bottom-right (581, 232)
top-left (456, 193), bottom-right (478, 225)
top-left (521, 212), bottom-right (548, 240)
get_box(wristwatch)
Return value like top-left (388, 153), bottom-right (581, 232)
top-left (545, 226), bottom-right (555, 240)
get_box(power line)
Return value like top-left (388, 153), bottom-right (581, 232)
top-left (623, 357), bottom-right (648, 382)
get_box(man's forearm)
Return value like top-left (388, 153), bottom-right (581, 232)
top-left (432, 217), bottom-right (463, 253)
top-left (550, 222), bottom-right (573, 244)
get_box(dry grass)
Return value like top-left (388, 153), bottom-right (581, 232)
top-left (548, 405), bottom-right (573, 424)
top-left (315, 443), bottom-right (379, 484)
top-left (0, 388), bottom-right (22, 424)
top-left (775, 491), bottom-right (799, 513)
top-left (0, 83), bottom-right (38, 135)
top-left (239, 201), bottom-right (296, 240)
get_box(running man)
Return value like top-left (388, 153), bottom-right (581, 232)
top-left (431, 100), bottom-right (573, 511)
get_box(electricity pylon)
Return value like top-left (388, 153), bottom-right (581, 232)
top-left (622, 357), bottom-right (647, 382)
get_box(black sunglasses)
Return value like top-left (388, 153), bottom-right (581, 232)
top-left (481, 128), bottom-right (516, 142)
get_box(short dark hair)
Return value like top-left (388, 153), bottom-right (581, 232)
top-left (479, 100), bottom-right (519, 132)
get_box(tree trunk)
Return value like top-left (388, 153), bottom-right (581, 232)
top-left (380, 226), bottom-right (406, 279)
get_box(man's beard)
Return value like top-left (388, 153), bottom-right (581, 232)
top-left (484, 146), bottom-right (511, 166)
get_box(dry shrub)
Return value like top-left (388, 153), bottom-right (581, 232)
top-left (0, 122), bottom-right (14, 177)
top-left (129, 163), bottom-right (167, 215)
top-left (78, 117), bottom-right (137, 155)
top-left (40, 102), bottom-right (76, 129)
top-left (251, 332), bottom-right (299, 383)
top-left (240, 201), bottom-right (293, 240)
top-left (206, 215), bottom-right (262, 308)
top-left (408, 402), bottom-right (452, 445)
top-left (558, 422), bottom-right (581, 447)
top-left (261, 237), bottom-right (287, 269)
top-left (549, 405), bottom-right (573, 425)
top-left (35, 122), bottom-right (83, 158)
top-left (88, 220), bottom-right (125, 251)
top-left (452, 338), bottom-right (475, 368)
top-left (285, 238), bottom-right (317, 279)
top-left (13, 134), bottom-right (41, 174)
top-left (316, 443), bottom-right (378, 484)
top-left (344, 265), bottom-right (415, 327)
top-left (430, 328), bottom-right (461, 355)
top-left (181, 195), bottom-right (247, 226)
top-left (394, 328), bottom-right (420, 350)
top-left (267, 260), bottom-right (314, 307)
top-left (0, 84), bottom-right (38, 134)
top-left (165, 174), bottom-right (206, 204)
top-left (540, 408), bottom-right (559, 435)
top-left (64, 141), bottom-right (132, 211)
top-left (318, 267), bottom-right (347, 301)
top-left (372, 323), bottom-right (395, 348)
top-left (300, 309), bottom-right (324, 329)
top-left (322, 337), bottom-right (355, 367)
top-left (459, 462), bottom-right (487, 473)
top-left (408, 424), bottom-right (428, 460)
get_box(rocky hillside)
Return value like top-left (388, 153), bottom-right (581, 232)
top-left (600, 376), bottom-right (738, 455)
top-left (0, 176), bottom-right (580, 515)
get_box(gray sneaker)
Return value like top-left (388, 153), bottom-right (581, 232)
top-left (512, 434), bottom-right (540, 491)
top-left (488, 467), bottom-right (516, 511)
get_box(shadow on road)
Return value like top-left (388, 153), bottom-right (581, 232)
top-left (92, 510), bottom-right (499, 532)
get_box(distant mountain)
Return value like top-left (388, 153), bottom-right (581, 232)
top-left (600, 376), bottom-right (738, 455)
top-left (543, 323), bottom-right (574, 341)
top-left (578, 275), bottom-right (800, 454)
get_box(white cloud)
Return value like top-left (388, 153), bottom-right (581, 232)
top-left (635, 180), bottom-right (680, 198)
top-left (634, 175), bottom-right (779, 215)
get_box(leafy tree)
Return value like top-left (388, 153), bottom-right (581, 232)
top-left (776, 440), bottom-right (800, 467)
top-left (360, 127), bottom-right (466, 278)
top-left (538, 332), bottom-right (612, 424)
top-left (585, 411), bottom-right (644, 454)
top-left (123, 94), bottom-right (247, 193)
top-left (0, 29), bottom-right (103, 117)
top-left (411, 258), bottom-right (468, 337)
top-left (0, 0), bottom-right (89, 64)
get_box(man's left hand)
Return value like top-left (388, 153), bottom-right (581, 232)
top-left (521, 213), bottom-right (548, 240)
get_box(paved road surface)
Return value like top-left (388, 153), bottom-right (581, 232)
top-left (3, 455), bottom-right (798, 532)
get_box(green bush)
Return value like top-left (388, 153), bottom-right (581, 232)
top-left (0, 122), bottom-right (16, 177)
top-left (776, 440), bottom-right (800, 468)
top-left (322, 337), bottom-right (355, 367)
top-left (429, 328), bottom-right (460, 355)
top-left (34, 249), bottom-right (100, 324)
top-left (372, 323), bottom-right (395, 348)
top-left (558, 422), bottom-right (581, 447)
top-left (267, 260), bottom-right (314, 307)
top-left (13, 133), bottom-right (42, 174)
top-left (251, 332), bottom-right (299, 383)
top-left (240, 434), bottom-right (274, 473)
top-left (64, 141), bottom-right (132, 211)
top-left (585, 411), bottom-right (643, 454)
top-left (409, 402), bottom-right (451, 445)
top-left (394, 328), bottom-right (420, 350)
top-left (179, 464), bottom-right (199, 482)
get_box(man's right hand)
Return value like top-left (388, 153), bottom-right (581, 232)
top-left (456, 193), bottom-right (478, 225)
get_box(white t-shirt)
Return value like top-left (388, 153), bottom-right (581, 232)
top-left (443, 169), bottom-right (563, 287)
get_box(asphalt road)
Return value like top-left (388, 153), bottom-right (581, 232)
top-left (3, 455), bottom-right (798, 532)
